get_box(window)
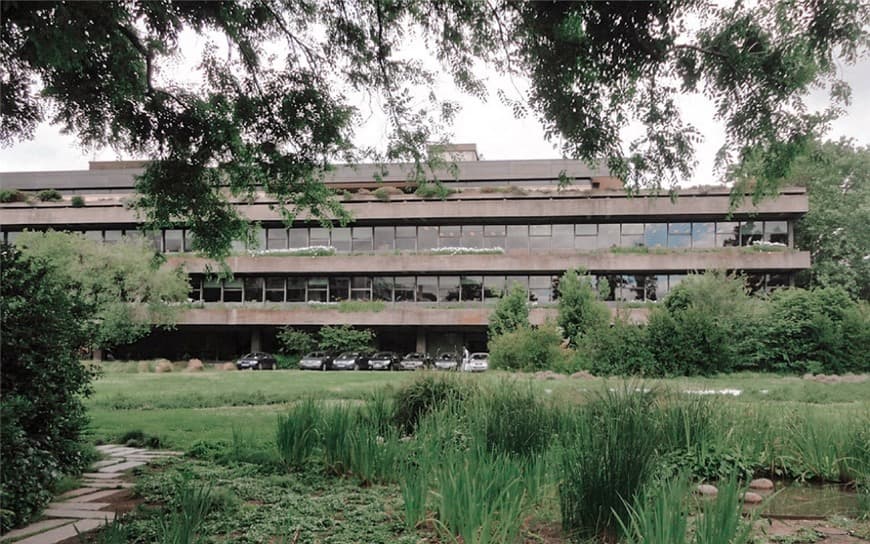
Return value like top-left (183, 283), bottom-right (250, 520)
top-left (505, 225), bottom-right (529, 251)
top-left (460, 276), bottom-right (483, 301)
top-left (616, 275), bottom-right (644, 301)
top-left (374, 226), bottom-right (394, 251)
top-left (351, 277), bottom-right (372, 300)
top-left (438, 225), bottom-right (460, 248)
top-left (417, 276), bottom-right (438, 302)
top-left (644, 224), bottom-right (667, 248)
top-left (352, 227), bottom-right (373, 252)
top-left (597, 274), bottom-right (617, 301)
top-left (529, 275), bottom-right (553, 303)
top-left (418, 226), bottom-right (438, 250)
top-left (483, 225), bottom-right (506, 249)
top-left (505, 276), bottom-right (528, 298)
top-left (329, 277), bottom-right (350, 302)
top-left (223, 279), bottom-right (243, 302)
top-left (203, 279), bottom-right (221, 303)
top-left (395, 226), bottom-right (416, 251)
top-left (188, 277), bottom-right (202, 301)
top-left (394, 276), bottom-right (415, 302)
top-left (85, 230), bottom-right (103, 243)
top-left (575, 224), bottom-right (597, 250)
top-left (598, 224), bottom-right (620, 248)
top-left (668, 223), bottom-right (692, 249)
top-left (529, 224), bottom-right (551, 252)
top-left (332, 228), bottom-right (351, 252)
top-left (267, 228), bottom-right (288, 250)
top-left (484, 276), bottom-right (506, 301)
top-left (286, 278), bottom-right (306, 302)
top-left (551, 224), bottom-right (574, 249)
top-left (692, 222), bottom-right (715, 249)
top-left (740, 221), bottom-right (763, 246)
top-left (244, 277), bottom-right (264, 302)
top-left (310, 227), bottom-right (330, 247)
top-left (265, 277), bottom-right (285, 302)
top-left (289, 228), bottom-right (309, 248)
top-left (764, 221), bottom-right (788, 244)
top-left (307, 277), bottom-right (327, 302)
top-left (104, 230), bottom-right (123, 244)
top-left (439, 276), bottom-right (461, 302)
top-left (646, 275), bottom-right (669, 301)
top-left (461, 225), bottom-right (483, 248)
top-left (716, 222), bottom-right (739, 247)
top-left (374, 277), bottom-right (395, 301)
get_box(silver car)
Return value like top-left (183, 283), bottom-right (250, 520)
top-left (368, 351), bottom-right (398, 370)
top-left (434, 352), bottom-right (459, 371)
top-left (463, 352), bottom-right (489, 372)
top-left (299, 351), bottom-right (333, 371)
top-left (399, 352), bottom-right (431, 371)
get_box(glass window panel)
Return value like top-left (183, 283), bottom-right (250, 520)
top-left (484, 276), bottom-right (506, 301)
top-left (621, 234), bottom-right (644, 247)
top-left (417, 276), bottom-right (438, 302)
top-left (286, 278), bottom-right (306, 302)
top-left (668, 274), bottom-right (687, 291)
top-left (575, 224), bottom-right (597, 236)
top-left (350, 289), bottom-right (371, 301)
top-left (395, 226), bottom-right (416, 238)
top-left (223, 279), bottom-right (243, 302)
top-left (692, 222), bottom-right (715, 249)
top-left (505, 225), bottom-right (529, 251)
top-left (307, 276), bottom-right (327, 302)
top-left (395, 235), bottom-right (416, 251)
top-left (244, 277), bottom-right (264, 302)
top-left (598, 224), bottom-right (620, 248)
top-left (505, 275), bottom-right (528, 296)
top-left (460, 276), bottom-right (483, 302)
top-left (351, 277), bottom-right (371, 289)
top-left (552, 224), bottom-right (574, 249)
top-left (310, 227), bottom-right (330, 247)
top-left (267, 228), bottom-right (288, 250)
top-left (329, 277), bottom-right (350, 302)
top-left (646, 275), bottom-right (669, 301)
top-left (439, 225), bottom-right (460, 238)
top-left (616, 275), bottom-right (644, 301)
top-left (484, 225), bottom-right (506, 236)
top-left (439, 275), bottom-right (461, 302)
top-left (575, 235), bottom-right (597, 251)
top-left (188, 277), bottom-right (202, 302)
top-left (529, 224), bottom-right (551, 236)
top-left (418, 226), bottom-right (438, 250)
top-left (203, 279), bottom-right (221, 303)
top-left (669, 223), bottom-right (691, 234)
top-left (767, 273), bottom-right (790, 291)
top-left (164, 229), bottom-right (183, 252)
top-left (622, 223), bottom-right (644, 235)
top-left (668, 234), bottom-right (692, 249)
top-left (764, 221), bottom-right (789, 244)
top-left (644, 223), bottom-right (667, 248)
top-left (597, 274), bottom-right (617, 301)
top-left (461, 225), bottom-right (483, 248)
top-left (289, 228), bottom-right (309, 248)
top-left (85, 230), bottom-right (103, 242)
top-left (394, 277), bottom-right (416, 302)
top-left (717, 221), bottom-right (739, 234)
top-left (374, 277), bottom-right (395, 301)
top-left (332, 228), bottom-right (351, 252)
top-left (740, 221), bottom-right (763, 246)
top-left (529, 276), bottom-right (554, 303)
top-left (265, 277), bottom-right (285, 302)
top-left (103, 230), bottom-right (122, 244)
top-left (352, 227), bottom-right (373, 252)
top-left (374, 226), bottom-right (394, 251)
top-left (484, 234), bottom-right (506, 249)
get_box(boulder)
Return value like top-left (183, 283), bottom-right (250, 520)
top-left (696, 484), bottom-right (718, 496)
top-left (571, 370), bottom-right (595, 380)
top-left (749, 478), bottom-right (774, 490)
top-left (186, 359), bottom-right (204, 372)
top-left (221, 362), bottom-right (237, 371)
top-left (155, 360), bottom-right (173, 373)
top-left (742, 492), bottom-right (763, 504)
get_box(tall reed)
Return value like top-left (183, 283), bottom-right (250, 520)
top-left (275, 398), bottom-right (320, 470)
top-left (618, 476), bottom-right (690, 544)
top-left (693, 477), bottom-right (757, 544)
top-left (158, 478), bottom-right (214, 544)
top-left (319, 402), bottom-right (355, 474)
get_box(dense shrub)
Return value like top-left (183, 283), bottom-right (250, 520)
top-left (70, 195), bottom-right (85, 207)
top-left (580, 319), bottom-right (657, 376)
top-left (472, 382), bottom-right (560, 458)
top-left (488, 283), bottom-right (529, 337)
top-left (488, 323), bottom-right (566, 372)
top-left (276, 327), bottom-right (315, 356)
top-left (557, 268), bottom-right (610, 346)
top-left (316, 325), bottom-right (374, 353)
top-left (647, 306), bottom-right (737, 376)
top-left (0, 189), bottom-right (26, 203)
top-left (751, 287), bottom-right (869, 373)
top-left (36, 189), bottom-right (63, 202)
top-left (392, 375), bottom-right (473, 435)
top-left (1, 245), bottom-right (93, 531)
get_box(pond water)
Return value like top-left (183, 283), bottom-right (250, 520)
top-left (752, 483), bottom-right (859, 518)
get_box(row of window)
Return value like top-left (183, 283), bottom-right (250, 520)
top-left (189, 272), bottom-right (792, 305)
top-left (2, 220), bottom-right (791, 253)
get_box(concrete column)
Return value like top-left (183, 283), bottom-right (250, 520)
top-left (415, 329), bottom-right (427, 353)
top-left (250, 328), bottom-right (261, 352)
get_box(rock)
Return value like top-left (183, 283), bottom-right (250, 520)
top-left (155, 361), bottom-right (173, 373)
top-left (742, 492), bottom-right (763, 504)
top-left (696, 484), bottom-right (718, 496)
top-left (186, 359), bottom-right (204, 372)
top-left (221, 362), bottom-right (236, 371)
top-left (749, 478), bottom-right (774, 490)
top-left (571, 370), bottom-right (595, 380)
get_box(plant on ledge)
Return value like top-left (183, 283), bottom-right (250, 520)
top-left (429, 247), bottom-right (504, 255)
top-left (249, 246), bottom-right (336, 257)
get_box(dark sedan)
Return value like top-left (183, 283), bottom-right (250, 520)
top-left (368, 351), bottom-right (399, 370)
top-left (331, 351), bottom-right (369, 371)
top-left (299, 351), bottom-right (333, 371)
top-left (398, 352), bottom-right (432, 371)
top-left (236, 352), bottom-right (278, 370)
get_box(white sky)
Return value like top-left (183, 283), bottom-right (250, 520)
top-left (1, 32), bottom-right (868, 187)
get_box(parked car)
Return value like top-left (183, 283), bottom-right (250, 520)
top-left (299, 351), bottom-right (334, 371)
top-left (398, 352), bottom-right (432, 370)
top-left (331, 351), bottom-right (369, 371)
top-left (236, 352), bottom-right (278, 370)
top-left (368, 351), bottom-right (399, 370)
top-left (462, 352), bottom-right (489, 372)
top-left (433, 352), bottom-right (460, 371)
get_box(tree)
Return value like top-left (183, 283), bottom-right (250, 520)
top-left (276, 327), bottom-right (316, 357)
top-left (557, 268), bottom-right (610, 346)
top-left (1, 245), bottom-right (93, 531)
top-left (778, 139), bottom-right (870, 301)
top-left (16, 231), bottom-right (189, 350)
top-left (3, 1), bottom-right (866, 257)
top-left (488, 283), bottom-right (529, 338)
top-left (317, 325), bottom-right (375, 353)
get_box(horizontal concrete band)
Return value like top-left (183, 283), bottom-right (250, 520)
top-left (171, 250), bottom-right (811, 274)
top-left (0, 192), bottom-right (808, 226)
top-left (176, 307), bottom-right (650, 326)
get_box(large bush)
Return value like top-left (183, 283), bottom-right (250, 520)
top-left (488, 283), bottom-right (529, 337)
top-left (579, 319), bottom-right (657, 376)
top-left (316, 325), bottom-right (375, 353)
top-left (276, 327), bottom-right (316, 356)
top-left (1, 245), bottom-right (94, 531)
top-left (488, 323), bottom-right (566, 372)
top-left (557, 268), bottom-right (610, 347)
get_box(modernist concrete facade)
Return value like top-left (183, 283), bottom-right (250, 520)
top-left (0, 148), bottom-right (810, 360)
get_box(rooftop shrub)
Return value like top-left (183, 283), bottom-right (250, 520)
top-left (36, 188), bottom-right (62, 202)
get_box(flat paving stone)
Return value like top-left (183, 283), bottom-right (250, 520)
top-left (65, 489), bottom-right (128, 503)
top-left (91, 459), bottom-right (126, 469)
top-left (48, 502), bottom-right (109, 511)
top-left (12, 518), bottom-right (105, 544)
top-left (82, 481), bottom-right (132, 489)
top-left (82, 472), bottom-right (127, 479)
top-left (42, 508), bottom-right (115, 520)
top-left (97, 460), bottom-right (146, 473)
top-left (58, 487), bottom-right (100, 500)
top-left (0, 519), bottom-right (75, 542)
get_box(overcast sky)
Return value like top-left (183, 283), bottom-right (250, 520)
top-left (2, 37), bottom-right (867, 187)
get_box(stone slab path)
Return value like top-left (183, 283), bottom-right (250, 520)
top-left (1, 445), bottom-right (181, 544)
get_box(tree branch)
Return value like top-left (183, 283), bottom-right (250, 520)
top-left (673, 43), bottom-right (729, 60)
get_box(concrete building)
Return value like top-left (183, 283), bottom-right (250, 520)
top-left (0, 145), bottom-right (810, 360)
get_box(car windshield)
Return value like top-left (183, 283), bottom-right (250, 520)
top-left (241, 353), bottom-right (256, 359)
top-left (337, 352), bottom-right (357, 359)
top-left (471, 353), bottom-right (488, 360)
top-left (439, 353), bottom-right (456, 359)
top-left (404, 353), bottom-right (423, 359)
top-left (305, 352), bottom-right (326, 358)
top-left (372, 352), bottom-right (392, 359)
